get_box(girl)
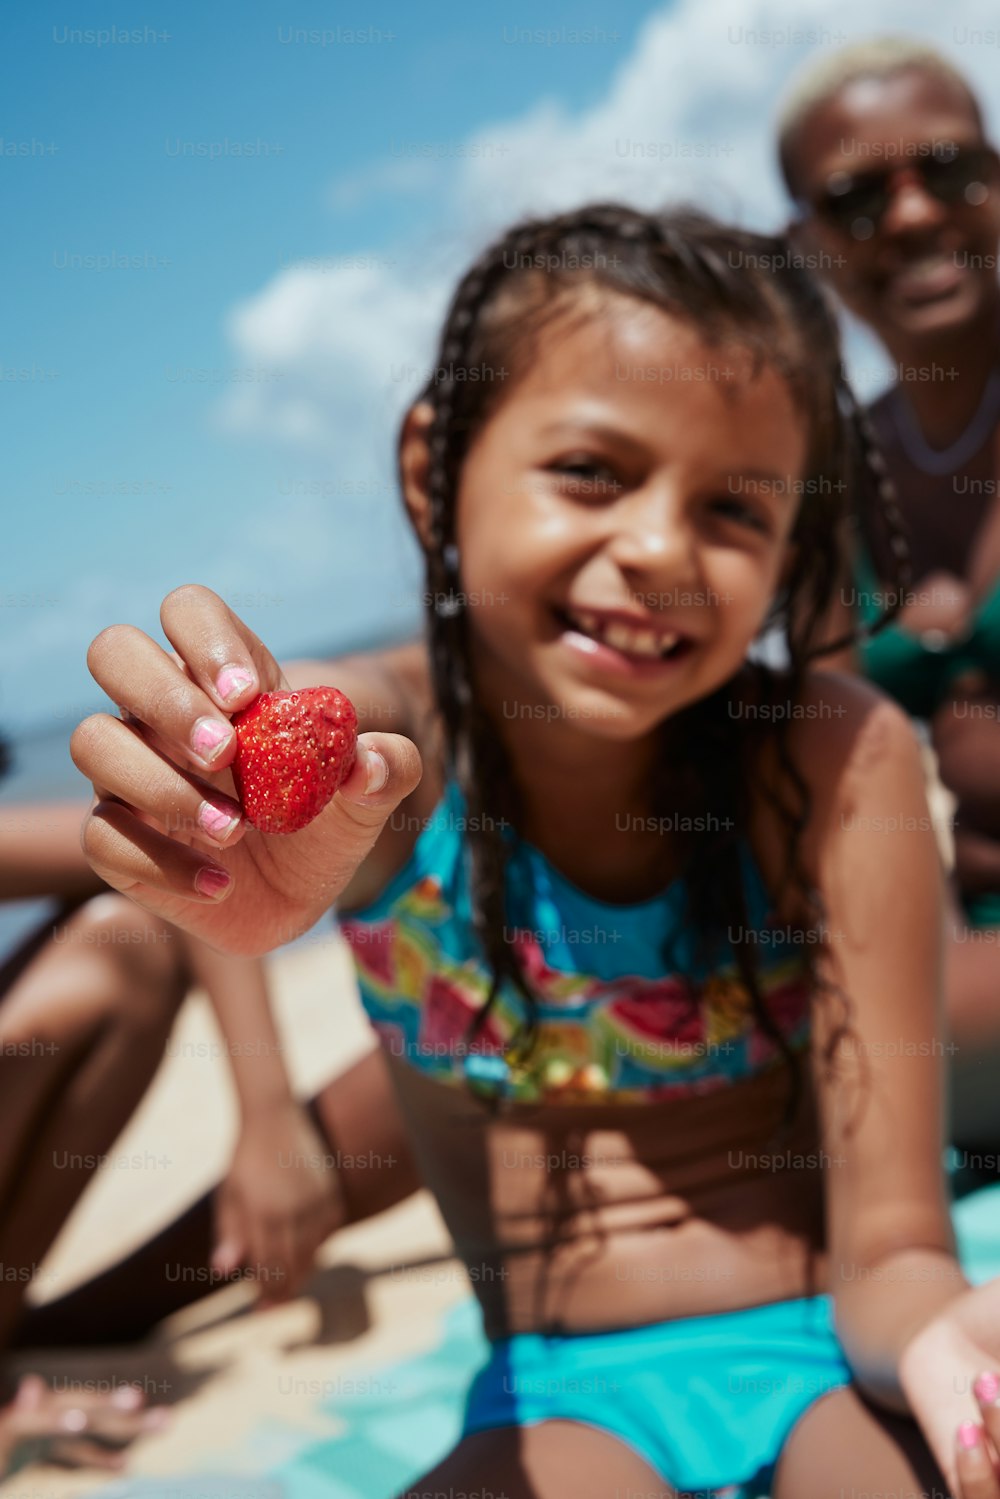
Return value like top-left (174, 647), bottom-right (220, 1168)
top-left (71, 204), bottom-right (996, 1497)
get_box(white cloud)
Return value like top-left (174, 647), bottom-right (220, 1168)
top-left (9, 0), bottom-right (1000, 755)
top-left (219, 0), bottom-right (1000, 454)
top-left (326, 153), bottom-right (444, 213)
top-left (216, 258), bottom-right (444, 453)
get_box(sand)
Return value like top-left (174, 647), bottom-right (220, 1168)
top-left (1, 929), bottom-right (465, 1499)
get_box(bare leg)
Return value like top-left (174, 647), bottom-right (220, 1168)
top-left (0, 893), bottom-right (188, 1348)
top-left (398, 1421), bottom-right (678, 1499)
top-left (773, 1386), bottom-right (950, 1498)
top-left (14, 1046), bottom-right (423, 1346)
top-left (10, 1189), bottom-right (216, 1347)
top-left (0, 894), bottom-right (190, 1468)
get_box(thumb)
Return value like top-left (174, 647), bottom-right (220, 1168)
top-left (272, 731), bottom-right (422, 918)
top-left (334, 732), bottom-right (422, 821)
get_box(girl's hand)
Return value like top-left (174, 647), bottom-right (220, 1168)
top-left (71, 585), bottom-right (422, 955)
top-left (900, 1281), bottom-right (1000, 1494)
top-left (956, 1410), bottom-right (1000, 1498)
top-left (213, 1100), bottom-right (344, 1306)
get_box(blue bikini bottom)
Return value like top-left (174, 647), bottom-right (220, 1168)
top-left (462, 1293), bottom-right (851, 1496)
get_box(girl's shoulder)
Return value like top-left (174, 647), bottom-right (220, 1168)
top-left (283, 637), bottom-right (446, 911)
top-left (744, 665), bottom-right (924, 924)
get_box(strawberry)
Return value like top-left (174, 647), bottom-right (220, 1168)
top-left (231, 687), bottom-right (358, 835)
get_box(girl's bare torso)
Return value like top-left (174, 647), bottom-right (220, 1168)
top-left (339, 645), bottom-right (833, 1337)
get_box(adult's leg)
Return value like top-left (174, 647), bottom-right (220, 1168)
top-left (14, 1045), bottom-right (423, 1346)
top-left (0, 894), bottom-right (190, 1467)
top-left (398, 1420), bottom-right (678, 1499)
top-left (772, 1385), bottom-right (950, 1499)
top-left (0, 893), bottom-right (189, 1348)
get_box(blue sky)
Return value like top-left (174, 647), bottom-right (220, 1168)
top-left (3, 0), bottom-right (996, 755)
top-left (1, 0), bottom-right (658, 744)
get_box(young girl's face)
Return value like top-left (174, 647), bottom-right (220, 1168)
top-left (452, 291), bottom-right (809, 745)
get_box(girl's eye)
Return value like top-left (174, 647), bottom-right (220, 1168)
top-left (708, 496), bottom-right (770, 534)
top-left (546, 457), bottom-right (623, 498)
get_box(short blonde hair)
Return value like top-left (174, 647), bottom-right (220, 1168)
top-left (777, 36), bottom-right (983, 196)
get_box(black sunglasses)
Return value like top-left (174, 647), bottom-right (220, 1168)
top-left (803, 144), bottom-right (998, 240)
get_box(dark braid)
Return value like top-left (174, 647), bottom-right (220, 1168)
top-left (403, 202), bottom-right (896, 1116)
top-left (812, 374), bottom-right (916, 659)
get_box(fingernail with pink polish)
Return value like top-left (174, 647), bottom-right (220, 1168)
top-left (111, 1385), bottom-right (143, 1411)
top-left (192, 717), bottom-right (231, 763)
top-left (195, 866), bottom-right (231, 898)
top-left (197, 800), bottom-right (241, 842)
top-left (958, 1420), bottom-right (983, 1450)
top-left (362, 745), bottom-right (388, 795)
top-left (975, 1370), bottom-right (1000, 1405)
top-left (216, 665), bottom-right (254, 704)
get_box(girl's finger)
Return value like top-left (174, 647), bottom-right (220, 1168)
top-left (975, 1374), bottom-right (1000, 1470)
top-left (276, 1222), bottom-right (303, 1300)
top-left (288, 1216), bottom-right (317, 1298)
top-left (212, 1190), bottom-right (245, 1277)
top-left (158, 584), bottom-right (285, 711)
top-left (256, 1221), bottom-right (292, 1306)
top-left (956, 1422), bottom-right (1000, 1498)
top-left (72, 714), bottom-right (245, 851)
top-left (87, 624), bottom-right (239, 775)
top-left (47, 1438), bottom-right (128, 1471)
top-left (82, 798), bottom-right (235, 904)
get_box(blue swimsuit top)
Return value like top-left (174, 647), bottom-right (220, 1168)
top-left (338, 779), bottom-right (812, 1105)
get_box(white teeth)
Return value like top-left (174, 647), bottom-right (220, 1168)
top-left (565, 608), bottom-right (682, 658)
top-left (605, 621), bottom-right (633, 652)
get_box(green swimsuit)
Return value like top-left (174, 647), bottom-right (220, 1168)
top-left (854, 544), bottom-right (1000, 926)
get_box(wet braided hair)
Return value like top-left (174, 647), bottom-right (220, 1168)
top-left (401, 202), bottom-right (914, 1115)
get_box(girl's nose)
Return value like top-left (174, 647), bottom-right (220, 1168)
top-left (607, 486), bottom-right (695, 577)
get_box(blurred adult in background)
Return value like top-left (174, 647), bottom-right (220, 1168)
top-left (779, 37), bottom-right (1000, 1147)
top-left (0, 728), bottom-right (419, 1471)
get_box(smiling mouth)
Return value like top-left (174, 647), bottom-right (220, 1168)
top-left (557, 606), bottom-right (692, 661)
top-left (884, 249), bottom-right (966, 302)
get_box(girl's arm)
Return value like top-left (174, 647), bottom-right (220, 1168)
top-left (181, 934), bottom-right (348, 1301)
top-left (181, 637), bottom-right (424, 1113)
top-left (0, 802), bottom-right (105, 902)
top-left (796, 673), bottom-right (965, 1410)
top-left (198, 645), bottom-right (425, 1295)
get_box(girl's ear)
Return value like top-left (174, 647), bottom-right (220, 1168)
top-left (399, 401), bottom-right (436, 550)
